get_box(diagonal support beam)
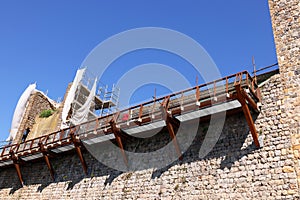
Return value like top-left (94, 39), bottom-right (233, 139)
top-left (160, 96), bottom-right (183, 160)
top-left (109, 119), bottom-right (129, 167)
top-left (70, 131), bottom-right (88, 175)
top-left (9, 150), bottom-right (24, 186)
top-left (238, 86), bottom-right (259, 112)
top-left (235, 84), bottom-right (260, 147)
top-left (38, 142), bottom-right (55, 180)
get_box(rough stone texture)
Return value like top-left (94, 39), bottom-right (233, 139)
top-left (1, 1), bottom-right (299, 199)
top-left (268, 0), bottom-right (300, 190)
top-left (13, 82), bottom-right (72, 143)
top-left (13, 91), bottom-right (57, 144)
top-left (0, 74), bottom-right (299, 199)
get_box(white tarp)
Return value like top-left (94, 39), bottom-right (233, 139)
top-left (7, 83), bottom-right (36, 142)
top-left (70, 78), bottom-right (97, 125)
top-left (61, 68), bottom-right (86, 128)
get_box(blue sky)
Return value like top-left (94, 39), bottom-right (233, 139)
top-left (0, 1), bottom-right (277, 142)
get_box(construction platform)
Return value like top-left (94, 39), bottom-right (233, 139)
top-left (0, 70), bottom-right (262, 185)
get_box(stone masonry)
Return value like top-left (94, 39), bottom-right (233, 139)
top-left (268, 0), bottom-right (300, 189)
top-left (13, 91), bottom-right (56, 144)
top-left (0, 1), bottom-right (299, 199)
top-left (0, 72), bottom-right (299, 199)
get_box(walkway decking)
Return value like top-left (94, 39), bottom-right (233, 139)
top-left (0, 71), bottom-right (261, 186)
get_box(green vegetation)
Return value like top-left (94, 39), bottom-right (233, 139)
top-left (39, 109), bottom-right (54, 118)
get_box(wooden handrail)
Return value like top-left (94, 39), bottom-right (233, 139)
top-left (0, 70), bottom-right (260, 158)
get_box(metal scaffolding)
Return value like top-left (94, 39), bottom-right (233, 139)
top-left (70, 68), bottom-right (120, 124)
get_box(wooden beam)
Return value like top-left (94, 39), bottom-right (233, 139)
top-left (38, 142), bottom-right (55, 180)
top-left (9, 150), bottom-right (24, 186)
top-left (235, 84), bottom-right (260, 147)
top-left (166, 116), bottom-right (183, 160)
top-left (160, 100), bottom-right (183, 160)
top-left (70, 131), bottom-right (88, 175)
top-left (196, 85), bottom-right (200, 102)
top-left (109, 118), bottom-right (129, 167)
top-left (238, 87), bottom-right (259, 112)
top-left (161, 96), bottom-right (170, 109)
top-left (138, 104), bottom-right (143, 122)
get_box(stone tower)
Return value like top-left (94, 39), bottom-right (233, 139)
top-left (268, 0), bottom-right (300, 187)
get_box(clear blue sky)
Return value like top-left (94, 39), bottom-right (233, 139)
top-left (0, 1), bottom-right (277, 142)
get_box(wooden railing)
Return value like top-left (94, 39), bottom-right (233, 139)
top-left (0, 70), bottom-right (260, 163)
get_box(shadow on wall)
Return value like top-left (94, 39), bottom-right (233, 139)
top-left (152, 112), bottom-right (258, 178)
top-left (0, 111), bottom-right (259, 194)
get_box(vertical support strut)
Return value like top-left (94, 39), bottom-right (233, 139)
top-left (70, 130), bottom-right (88, 175)
top-left (161, 96), bottom-right (183, 160)
top-left (195, 76), bottom-right (200, 105)
top-left (138, 104), bottom-right (143, 122)
top-left (235, 84), bottom-right (260, 147)
top-left (9, 150), bottom-right (24, 186)
top-left (109, 118), bottom-right (128, 167)
top-left (38, 142), bottom-right (55, 180)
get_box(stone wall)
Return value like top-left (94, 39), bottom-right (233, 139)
top-left (0, 73), bottom-right (299, 199)
top-left (13, 91), bottom-right (57, 143)
top-left (268, 0), bottom-right (300, 189)
top-left (1, 1), bottom-right (299, 199)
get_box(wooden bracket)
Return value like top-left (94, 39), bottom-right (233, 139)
top-left (237, 85), bottom-right (259, 112)
top-left (235, 84), bottom-right (260, 147)
top-left (9, 150), bottom-right (24, 186)
top-left (161, 96), bottom-right (170, 109)
top-left (160, 100), bottom-right (183, 160)
top-left (109, 118), bottom-right (129, 167)
top-left (38, 142), bottom-right (55, 180)
top-left (70, 131), bottom-right (88, 175)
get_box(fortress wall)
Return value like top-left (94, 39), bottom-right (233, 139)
top-left (0, 73), bottom-right (298, 199)
top-left (1, 1), bottom-right (300, 199)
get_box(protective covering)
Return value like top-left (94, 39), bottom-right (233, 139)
top-left (7, 83), bottom-right (36, 142)
top-left (70, 78), bottom-right (97, 125)
top-left (61, 68), bottom-right (86, 128)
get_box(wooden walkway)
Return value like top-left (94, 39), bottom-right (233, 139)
top-left (0, 70), bottom-right (261, 186)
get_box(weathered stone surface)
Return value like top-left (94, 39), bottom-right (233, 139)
top-left (13, 91), bottom-right (58, 143)
top-left (269, 0), bottom-right (300, 194)
top-left (0, 0), bottom-right (299, 199)
top-left (0, 71), bottom-right (298, 199)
